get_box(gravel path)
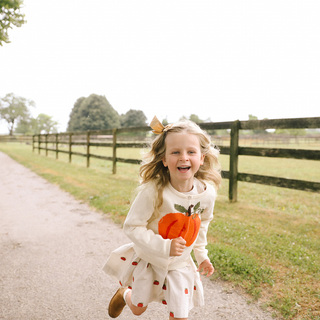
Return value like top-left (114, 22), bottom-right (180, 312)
top-left (0, 151), bottom-right (275, 320)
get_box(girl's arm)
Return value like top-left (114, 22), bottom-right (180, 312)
top-left (192, 188), bottom-right (216, 266)
top-left (123, 185), bottom-right (172, 260)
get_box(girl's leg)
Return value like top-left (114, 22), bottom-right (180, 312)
top-left (169, 317), bottom-right (187, 320)
top-left (125, 290), bottom-right (148, 316)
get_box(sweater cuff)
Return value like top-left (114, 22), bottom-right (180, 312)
top-left (194, 248), bottom-right (209, 266)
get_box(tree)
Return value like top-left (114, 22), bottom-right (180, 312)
top-left (248, 114), bottom-right (259, 121)
top-left (0, 93), bottom-right (35, 135)
top-left (14, 118), bottom-right (34, 134)
top-left (179, 114), bottom-right (211, 124)
top-left (184, 114), bottom-right (220, 135)
top-left (67, 94), bottom-right (120, 132)
top-left (248, 114), bottom-right (268, 135)
top-left (162, 117), bottom-right (168, 126)
top-left (189, 114), bottom-right (203, 124)
top-left (35, 114), bottom-right (58, 134)
top-left (179, 115), bottom-right (188, 121)
top-left (15, 113), bottom-right (59, 135)
top-left (67, 97), bottom-right (85, 130)
top-left (120, 109), bottom-right (147, 127)
top-left (274, 128), bottom-right (306, 136)
top-left (0, 0), bottom-right (26, 46)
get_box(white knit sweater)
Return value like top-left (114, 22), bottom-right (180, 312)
top-left (123, 178), bottom-right (216, 270)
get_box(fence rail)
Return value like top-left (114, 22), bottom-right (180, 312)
top-left (0, 135), bottom-right (33, 143)
top-left (2, 117), bottom-right (320, 201)
top-left (34, 116), bottom-right (320, 201)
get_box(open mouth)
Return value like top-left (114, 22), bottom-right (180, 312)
top-left (178, 166), bottom-right (191, 173)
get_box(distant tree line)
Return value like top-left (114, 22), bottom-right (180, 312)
top-left (1, 92), bottom-right (317, 136)
top-left (0, 92), bottom-right (149, 135)
top-left (67, 94), bottom-right (148, 132)
top-left (244, 114), bottom-right (309, 136)
top-left (0, 93), bottom-right (59, 135)
top-left (177, 114), bottom-right (312, 136)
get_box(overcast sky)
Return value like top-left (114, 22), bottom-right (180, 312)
top-left (1, 0), bottom-right (319, 134)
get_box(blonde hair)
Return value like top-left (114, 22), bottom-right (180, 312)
top-left (139, 119), bottom-right (222, 216)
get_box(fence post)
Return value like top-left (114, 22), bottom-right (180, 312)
top-left (229, 120), bottom-right (240, 202)
top-left (55, 133), bottom-right (59, 159)
top-left (112, 128), bottom-right (117, 174)
top-left (69, 133), bottom-right (72, 163)
top-left (38, 134), bottom-right (41, 154)
top-left (86, 130), bottom-right (90, 168)
top-left (32, 135), bottom-right (35, 152)
top-left (45, 134), bottom-right (48, 156)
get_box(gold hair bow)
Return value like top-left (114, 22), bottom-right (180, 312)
top-left (149, 116), bottom-right (173, 134)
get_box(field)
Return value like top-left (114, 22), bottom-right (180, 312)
top-left (1, 142), bottom-right (320, 319)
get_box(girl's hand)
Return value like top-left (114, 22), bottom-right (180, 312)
top-left (170, 237), bottom-right (186, 256)
top-left (197, 259), bottom-right (214, 277)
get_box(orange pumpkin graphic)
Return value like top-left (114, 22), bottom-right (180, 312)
top-left (158, 202), bottom-right (204, 247)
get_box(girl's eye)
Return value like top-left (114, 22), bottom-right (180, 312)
top-left (173, 151), bottom-right (179, 154)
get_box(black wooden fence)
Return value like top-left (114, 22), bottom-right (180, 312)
top-left (30, 116), bottom-right (320, 201)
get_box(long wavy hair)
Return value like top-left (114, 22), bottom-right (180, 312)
top-left (139, 119), bottom-right (222, 217)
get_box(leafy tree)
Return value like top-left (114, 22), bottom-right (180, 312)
top-left (67, 94), bottom-right (120, 132)
top-left (184, 114), bottom-right (220, 135)
top-left (15, 113), bottom-right (58, 135)
top-left (67, 97), bottom-right (85, 130)
top-left (179, 115), bottom-right (188, 121)
top-left (162, 117), bottom-right (168, 126)
top-left (274, 128), bottom-right (306, 136)
top-left (248, 114), bottom-right (258, 121)
top-left (35, 113), bottom-right (58, 134)
top-left (0, 0), bottom-right (26, 45)
top-left (120, 109), bottom-right (147, 127)
top-left (189, 114), bottom-right (203, 124)
top-left (248, 114), bottom-right (268, 135)
top-left (0, 93), bottom-right (35, 135)
top-left (180, 114), bottom-right (211, 124)
top-left (14, 118), bottom-right (34, 134)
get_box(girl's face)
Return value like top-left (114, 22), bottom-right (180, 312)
top-left (162, 131), bottom-right (205, 192)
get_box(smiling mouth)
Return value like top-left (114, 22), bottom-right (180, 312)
top-left (178, 166), bottom-right (191, 172)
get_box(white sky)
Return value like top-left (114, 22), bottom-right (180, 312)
top-left (1, 0), bottom-right (319, 134)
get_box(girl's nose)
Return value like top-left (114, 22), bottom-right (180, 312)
top-left (179, 152), bottom-right (189, 161)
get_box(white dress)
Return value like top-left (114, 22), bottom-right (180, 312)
top-left (103, 180), bottom-right (216, 318)
top-left (103, 243), bottom-right (204, 318)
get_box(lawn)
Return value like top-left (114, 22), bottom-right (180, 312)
top-left (1, 142), bottom-right (319, 319)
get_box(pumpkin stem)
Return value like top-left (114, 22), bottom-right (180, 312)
top-left (187, 205), bottom-right (194, 216)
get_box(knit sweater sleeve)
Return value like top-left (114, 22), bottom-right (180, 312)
top-left (193, 186), bottom-right (216, 266)
top-left (123, 184), bottom-right (172, 260)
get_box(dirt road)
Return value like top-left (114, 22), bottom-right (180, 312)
top-left (0, 151), bottom-right (275, 319)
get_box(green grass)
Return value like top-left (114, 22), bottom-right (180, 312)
top-left (1, 142), bottom-right (320, 319)
top-left (207, 242), bottom-right (274, 296)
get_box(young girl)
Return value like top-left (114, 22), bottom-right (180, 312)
top-left (103, 116), bottom-right (221, 319)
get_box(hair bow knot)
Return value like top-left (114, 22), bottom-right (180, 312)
top-left (149, 116), bottom-right (173, 134)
